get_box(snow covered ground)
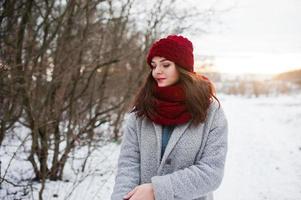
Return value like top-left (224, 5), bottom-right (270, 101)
top-left (1, 94), bottom-right (301, 200)
top-left (215, 94), bottom-right (301, 200)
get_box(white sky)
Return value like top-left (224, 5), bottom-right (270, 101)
top-left (187, 0), bottom-right (301, 74)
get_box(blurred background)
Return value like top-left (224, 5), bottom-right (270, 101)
top-left (0, 0), bottom-right (300, 199)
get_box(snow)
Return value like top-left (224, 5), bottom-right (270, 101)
top-left (215, 94), bottom-right (301, 200)
top-left (1, 94), bottom-right (301, 200)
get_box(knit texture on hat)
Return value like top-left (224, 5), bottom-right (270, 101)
top-left (147, 35), bottom-right (194, 72)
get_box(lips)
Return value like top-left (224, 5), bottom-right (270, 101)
top-left (156, 78), bottom-right (166, 81)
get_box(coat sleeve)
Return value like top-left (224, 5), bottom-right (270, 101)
top-left (151, 104), bottom-right (228, 200)
top-left (111, 113), bottom-right (140, 200)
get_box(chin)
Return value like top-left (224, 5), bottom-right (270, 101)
top-left (157, 83), bottom-right (169, 87)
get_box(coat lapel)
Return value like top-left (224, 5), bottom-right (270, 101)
top-left (153, 121), bottom-right (192, 173)
top-left (153, 122), bottom-right (162, 166)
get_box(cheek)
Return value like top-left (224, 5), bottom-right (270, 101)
top-left (151, 70), bottom-right (155, 77)
top-left (171, 70), bottom-right (180, 81)
top-left (173, 75), bottom-right (180, 83)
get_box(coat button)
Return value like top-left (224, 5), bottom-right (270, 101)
top-left (166, 158), bottom-right (171, 165)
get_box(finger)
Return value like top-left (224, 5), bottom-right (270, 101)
top-left (123, 187), bottom-right (137, 199)
top-left (123, 190), bottom-right (134, 200)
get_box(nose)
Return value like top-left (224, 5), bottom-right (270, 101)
top-left (153, 65), bottom-right (162, 74)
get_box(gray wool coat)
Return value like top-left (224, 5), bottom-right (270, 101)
top-left (111, 100), bottom-right (228, 200)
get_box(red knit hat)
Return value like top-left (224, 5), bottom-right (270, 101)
top-left (147, 35), bottom-right (194, 72)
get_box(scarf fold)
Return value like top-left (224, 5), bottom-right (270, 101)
top-left (148, 83), bottom-right (192, 125)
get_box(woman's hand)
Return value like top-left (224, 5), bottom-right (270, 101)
top-left (123, 183), bottom-right (155, 200)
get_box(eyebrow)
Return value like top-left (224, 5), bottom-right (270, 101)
top-left (151, 58), bottom-right (168, 64)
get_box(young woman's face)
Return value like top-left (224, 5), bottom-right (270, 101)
top-left (151, 56), bottom-right (180, 87)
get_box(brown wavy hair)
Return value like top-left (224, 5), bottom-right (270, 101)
top-left (131, 66), bottom-right (220, 126)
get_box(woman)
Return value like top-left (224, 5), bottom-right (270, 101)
top-left (111, 35), bottom-right (228, 200)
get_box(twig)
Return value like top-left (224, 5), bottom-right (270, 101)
top-left (0, 134), bottom-right (30, 185)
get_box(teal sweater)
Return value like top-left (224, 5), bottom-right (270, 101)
top-left (161, 125), bottom-right (175, 160)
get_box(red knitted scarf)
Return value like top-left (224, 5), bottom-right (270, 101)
top-left (148, 83), bottom-right (192, 125)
